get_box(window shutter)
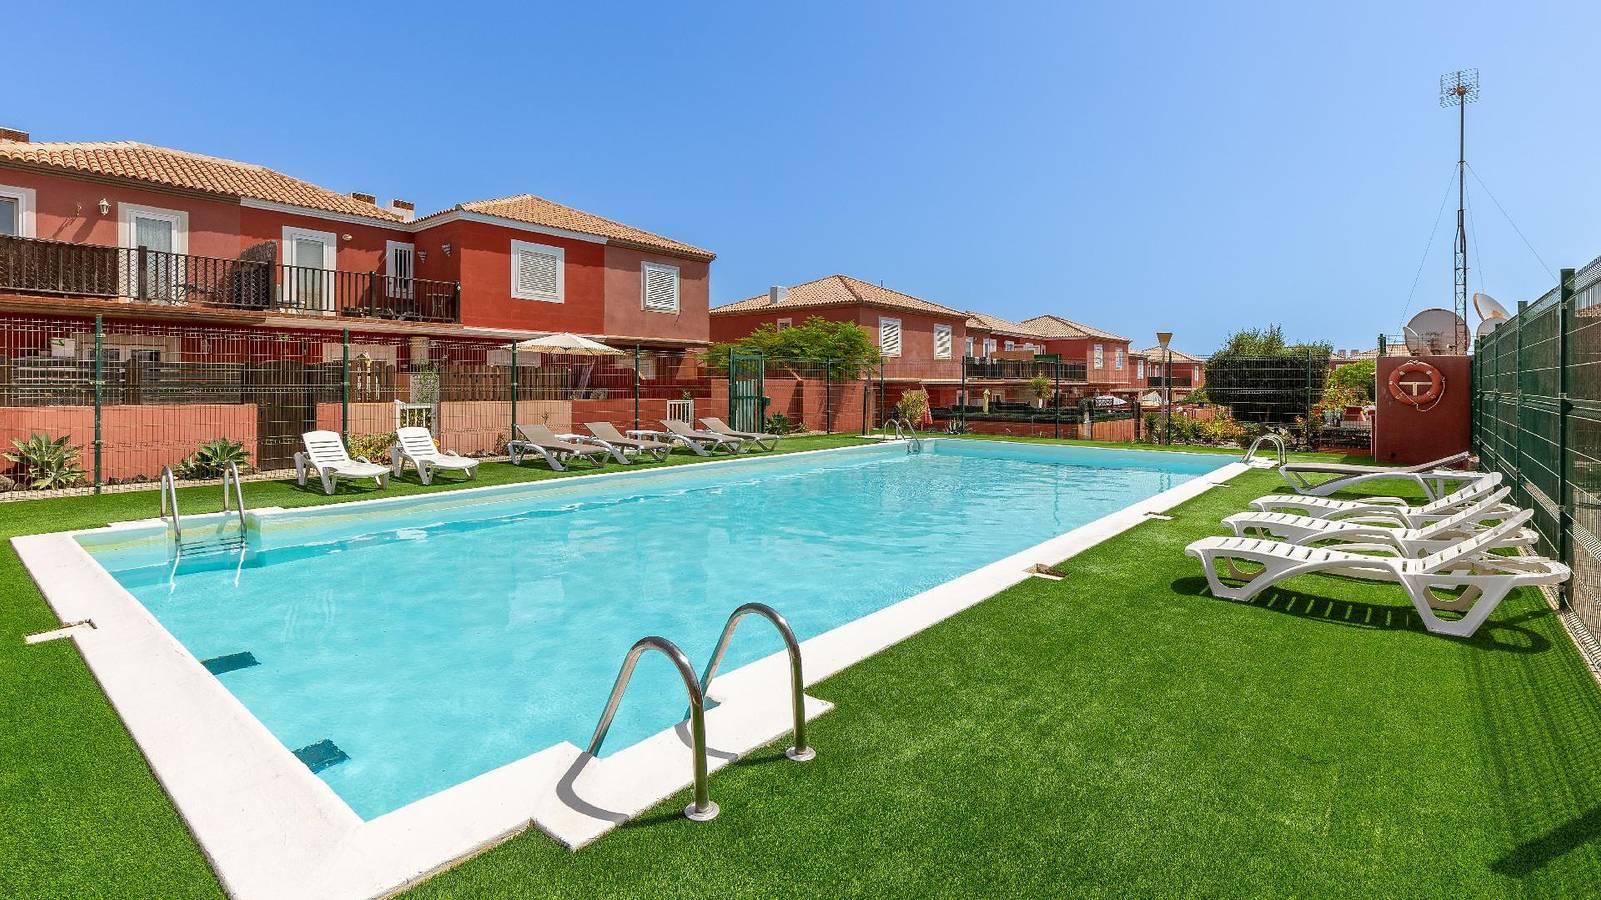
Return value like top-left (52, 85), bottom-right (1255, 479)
top-left (880, 317), bottom-right (902, 356)
top-left (511, 240), bottom-right (563, 301)
top-left (642, 262), bottom-right (680, 312)
top-left (934, 325), bottom-right (952, 359)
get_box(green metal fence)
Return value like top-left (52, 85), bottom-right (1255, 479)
top-left (1472, 256), bottom-right (1601, 638)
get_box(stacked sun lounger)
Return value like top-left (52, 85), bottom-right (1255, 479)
top-left (1185, 465), bottom-right (1570, 638)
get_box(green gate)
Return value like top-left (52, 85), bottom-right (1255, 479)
top-left (729, 351), bottom-right (765, 433)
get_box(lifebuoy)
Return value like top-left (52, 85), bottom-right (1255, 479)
top-left (1388, 360), bottom-right (1444, 407)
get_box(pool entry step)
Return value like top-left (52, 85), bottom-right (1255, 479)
top-left (201, 651), bottom-right (259, 676)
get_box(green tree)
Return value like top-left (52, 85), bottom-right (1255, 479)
top-left (709, 316), bottom-right (883, 379)
top-left (1203, 325), bottom-right (1332, 425)
top-left (1326, 358), bottom-right (1377, 403)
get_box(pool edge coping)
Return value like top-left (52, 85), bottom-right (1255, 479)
top-left (12, 440), bottom-right (1249, 899)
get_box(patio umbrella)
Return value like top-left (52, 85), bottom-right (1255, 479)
top-left (508, 332), bottom-right (625, 356)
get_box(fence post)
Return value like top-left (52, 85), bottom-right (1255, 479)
top-left (860, 376), bottom-right (869, 436)
top-left (958, 356), bottom-right (967, 432)
top-left (632, 345), bottom-right (641, 432)
top-left (340, 328), bottom-right (350, 441)
top-left (1053, 360), bottom-right (1062, 439)
top-left (824, 358), bottom-right (833, 434)
top-left (93, 314), bottom-right (103, 494)
top-left (878, 363), bottom-right (886, 431)
top-left (1559, 268), bottom-right (1575, 606)
top-left (1304, 347), bottom-right (1314, 450)
top-left (1514, 301), bottom-right (1527, 506)
top-left (510, 341), bottom-right (519, 446)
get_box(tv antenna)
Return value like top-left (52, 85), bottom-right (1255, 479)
top-left (1440, 68), bottom-right (1479, 353)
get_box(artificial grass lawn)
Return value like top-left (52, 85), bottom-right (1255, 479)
top-left (3, 439), bottom-right (1600, 896)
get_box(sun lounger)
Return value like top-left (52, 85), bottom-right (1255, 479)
top-left (391, 426), bottom-right (479, 485)
top-left (1280, 451), bottom-right (1474, 499)
top-left (294, 430), bottom-right (392, 495)
top-left (699, 416), bottom-right (779, 451)
top-left (584, 422), bottom-right (674, 463)
top-left (1186, 509), bottom-right (1569, 638)
top-left (1223, 486), bottom-right (1536, 556)
top-left (508, 423), bottom-right (608, 471)
top-left (1249, 472), bottom-right (1504, 529)
top-left (660, 419), bottom-right (745, 455)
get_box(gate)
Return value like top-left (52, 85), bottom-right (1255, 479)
top-left (729, 351), bottom-right (765, 432)
top-left (245, 360), bottom-right (317, 471)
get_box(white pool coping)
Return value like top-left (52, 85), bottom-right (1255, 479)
top-left (12, 439), bottom-right (1249, 899)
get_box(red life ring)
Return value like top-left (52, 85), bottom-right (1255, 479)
top-left (1388, 361), bottom-right (1444, 407)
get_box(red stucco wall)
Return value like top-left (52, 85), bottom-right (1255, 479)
top-left (1372, 355), bottom-right (1471, 464)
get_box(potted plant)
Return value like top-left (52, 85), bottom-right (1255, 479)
top-left (1028, 375), bottom-right (1051, 409)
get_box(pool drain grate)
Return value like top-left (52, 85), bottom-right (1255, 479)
top-left (293, 739), bottom-right (350, 774)
top-left (200, 651), bottom-right (259, 675)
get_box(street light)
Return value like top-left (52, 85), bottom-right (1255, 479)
top-left (1156, 331), bottom-right (1173, 445)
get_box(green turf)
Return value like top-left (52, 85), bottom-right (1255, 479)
top-left (4, 439), bottom-right (1601, 897)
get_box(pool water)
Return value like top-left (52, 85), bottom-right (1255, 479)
top-left (81, 440), bottom-right (1226, 819)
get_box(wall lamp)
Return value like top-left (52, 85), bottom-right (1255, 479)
top-left (97, 198), bottom-right (110, 215)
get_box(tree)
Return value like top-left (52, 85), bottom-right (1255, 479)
top-left (1203, 325), bottom-right (1332, 424)
top-left (1027, 375), bottom-right (1052, 408)
top-left (708, 316), bottom-right (883, 379)
top-left (1327, 358), bottom-right (1377, 403)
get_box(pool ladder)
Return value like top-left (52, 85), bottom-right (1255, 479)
top-left (161, 462), bottom-right (249, 554)
top-left (1241, 434), bottom-right (1287, 468)
top-left (587, 602), bottom-right (813, 823)
top-left (886, 418), bottom-right (924, 453)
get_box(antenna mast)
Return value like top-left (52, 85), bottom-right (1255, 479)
top-left (1440, 68), bottom-right (1479, 352)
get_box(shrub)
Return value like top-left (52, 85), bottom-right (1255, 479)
top-left (348, 432), bottom-right (398, 461)
top-left (765, 412), bottom-right (797, 434)
top-left (175, 438), bottom-right (251, 480)
top-left (895, 389), bottom-right (930, 424)
top-left (4, 432), bottom-right (86, 490)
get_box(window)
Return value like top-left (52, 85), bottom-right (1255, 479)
top-left (983, 338), bottom-right (997, 357)
top-left (385, 240), bottom-right (415, 300)
top-left (775, 318), bottom-right (792, 331)
top-left (964, 336), bottom-right (975, 358)
top-left (642, 261), bottom-right (680, 312)
top-left (1137, 358), bottom-right (1146, 379)
top-left (879, 316), bottom-right (902, 357)
top-left (0, 183), bottom-right (36, 237)
top-left (282, 226), bottom-right (337, 310)
top-left (119, 203), bottom-right (190, 301)
top-left (1004, 340), bottom-right (1016, 351)
top-left (1114, 347), bottom-right (1125, 370)
top-left (511, 240), bottom-right (563, 302)
top-left (1093, 344), bottom-right (1104, 368)
top-left (933, 324), bottom-right (953, 360)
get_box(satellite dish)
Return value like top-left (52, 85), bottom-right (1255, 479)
top-left (1475, 317), bottom-right (1503, 339)
top-left (1473, 292), bottom-right (1510, 321)
top-left (1403, 307), bottom-right (1468, 356)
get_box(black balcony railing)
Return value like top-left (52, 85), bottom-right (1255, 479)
top-left (1146, 375), bottom-right (1194, 388)
top-left (964, 357), bottom-right (1087, 382)
top-left (0, 234), bottom-right (460, 324)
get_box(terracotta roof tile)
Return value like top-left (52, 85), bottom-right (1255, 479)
top-left (1021, 314), bottom-right (1128, 342)
top-left (964, 311), bottom-right (1048, 337)
top-left (0, 138), bottom-right (402, 220)
top-left (1136, 346), bottom-right (1206, 363)
top-left (428, 194), bottom-right (714, 261)
top-left (712, 275), bottom-right (965, 318)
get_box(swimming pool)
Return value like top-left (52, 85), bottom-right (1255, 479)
top-left (77, 439), bottom-right (1229, 821)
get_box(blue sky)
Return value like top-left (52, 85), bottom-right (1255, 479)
top-left (5, 1), bottom-right (1599, 352)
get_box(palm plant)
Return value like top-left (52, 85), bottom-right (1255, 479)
top-left (174, 438), bottom-right (252, 479)
top-left (4, 432), bottom-right (86, 490)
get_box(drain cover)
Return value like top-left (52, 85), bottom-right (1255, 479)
top-left (200, 651), bottom-right (259, 676)
top-left (293, 739), bottom-right (350, 774)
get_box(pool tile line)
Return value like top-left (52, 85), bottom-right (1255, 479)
top-left (12, 443), bottom-right (1248, 899)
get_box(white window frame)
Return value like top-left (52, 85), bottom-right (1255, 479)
top-left (280, 226), bottom-right (338, 311)
top-left (775, 317), bottom-right (792, 331)
top-left (0, 183), bottom-right (37, 237)
top-left (282, 226), bottom-right (337, 269)
top-left (879, 316), bottom-right (903, 357)
top-left (1137, 358), bottom-right (1146, 379)
top-left (385, 240), bottom-right (416, 300)
top-left (1093, 343), bottom-right (1104, 369)
top-left (510, 239), bottom-right (564, 303)
top-left (1114, 347), bottom-right (1125, 370)
top-left (1004, 340), bottom-right (1016, 351)
top-left (982, 338), bottom-right (997, 357)
top-left (641, 260), bottom-right (680, 313)
top-left (964, 336), bottom-right (975, 358)
top-left (119, 203), bottom-right (189, 255)
top-left (933, 324), bottom-right (953, 360)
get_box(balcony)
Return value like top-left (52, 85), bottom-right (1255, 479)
top-left (0, 234), bottom-right (461, 324)
top-left (964, 357), bottom-right (1088, 382)
top-left (1146, 375), bottom-right (1194, 388)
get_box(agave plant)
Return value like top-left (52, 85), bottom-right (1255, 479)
top-left (174, 438), bottom-right (252, 480)
top-left (4, 432), bottom-right (86, 490)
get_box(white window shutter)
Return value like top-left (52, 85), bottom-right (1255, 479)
top-left (642, 262), bottom-right (680, 312)
top-left (511, 240), bottom-right (563, 302)
top-left (880, 317), bottom-right (902, 356)
top-left (933, 325), bottom-right (952, 359)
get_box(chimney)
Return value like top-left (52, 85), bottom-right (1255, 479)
top-left (0, 127), bottom-right (28, 143)
top-left (387, 199), bottom-right (415, 223)
top-left (350, 191), bottom-right (377, 205)
top-left (768, 285), bottom-right (788, 305)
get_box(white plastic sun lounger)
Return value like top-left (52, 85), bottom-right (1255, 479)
top-left (508, 423), bottom-right (608, 471)
top-left (661, 419), bottom-right (745, 455)
top-left (1249, 472), bottom-right (1504, 529)
top-left (294, 430), bottom-right (392, 495)
top-left (1279, 451), bottom-right (1474, 499)
top-left (1186, 509), bottom-right (1569, 638)
top-left (699, 416), bottom-right (779, 451)
top-left (391, 426), bottom-right (479, 485)
top-left (1223, 486), bottom-right (1537, 556)
top-left (584, 422), bottom-right (674, 463)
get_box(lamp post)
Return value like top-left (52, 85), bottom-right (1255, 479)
top-left (1156, 331), bottom-right (1173, 445)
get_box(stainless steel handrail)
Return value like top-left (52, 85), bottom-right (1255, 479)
top-left (159, 466), bottom-right (181, 541)
top-left (699, 602), bottom-right (814, 762)
top-left (1242, 434), bottom-right (1287, 467)
top-left (220, 461), bottom-right (246, 529)
top-left (588, 635), bottom-right (718, 822)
